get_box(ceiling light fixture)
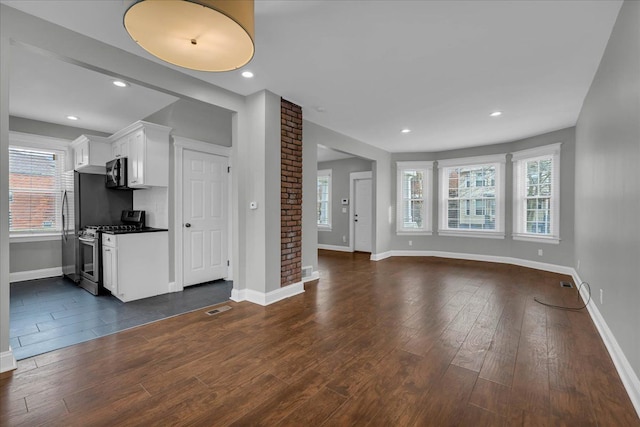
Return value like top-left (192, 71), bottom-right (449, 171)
top-left (490, 111), bottom-right (503, 117)
top-left (241, 71), bottom-right (254, 78)
top-left (66, 115), bottom-right (79, 121)
top-left (123, 0), bottom-right (255, 72)
top-left (401, 129), bottom-right (411, 134)
top-left (112, 80), bottom-right (129, 88)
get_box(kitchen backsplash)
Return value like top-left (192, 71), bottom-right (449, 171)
top-left (133, 187), bottom-right (168, 228)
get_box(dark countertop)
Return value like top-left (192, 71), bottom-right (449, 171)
top-left (101, 227), bottom-right (168, 235)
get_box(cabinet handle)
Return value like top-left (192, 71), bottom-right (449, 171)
top-left (105, 248), bottom-right (111, 252)
top-left (131, 180), bottom-right (137, 184)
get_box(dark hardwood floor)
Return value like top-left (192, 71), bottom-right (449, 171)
top-left (1, 251), bottom-right (638, 426)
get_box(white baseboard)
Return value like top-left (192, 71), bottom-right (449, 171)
top-left (318, 244), bottom-right (352, 252)
top-left (10, 267), bottom-right (62, 283)
top-left (384, 250), bottom-right (575, 275)
top-left (572, 271), bottom-right (640, 419)
top-left (371, 248), bottom-right (640, 418)
top-left (370, 251), bottom-right (392, 261)
top-left (0, 347), bottom-right (17, 373)
top-left (230, 281), bottom-right (304, 306)
top-left (302, 271), bottom-right (320, 283)
top-left (168, 281), bottom-right (181, 293)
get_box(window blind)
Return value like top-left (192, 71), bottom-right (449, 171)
top-left (9, 147), bottom-right (66, 234)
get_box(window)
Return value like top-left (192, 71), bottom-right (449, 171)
top-left (438, 154), bottom-right (506, 238)
top-left (9, 132), bottom-right (68, 239)
top-left (317, 169), bottom-right (332, 229)
top-left (396, 161), bottom-right (433, 234)
top-left (512, 143), bottom-right (561, 243)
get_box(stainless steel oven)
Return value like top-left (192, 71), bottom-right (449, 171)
top-left (78, 228), bottom-right (101, 295)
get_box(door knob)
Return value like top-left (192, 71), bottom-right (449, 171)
top-left (185, 223), bottom-right (191, 228)
top-left (354, 219), bottom-right (358, 222)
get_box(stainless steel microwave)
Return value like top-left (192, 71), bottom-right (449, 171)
top-left (105, 158), bottom-right (128, 189)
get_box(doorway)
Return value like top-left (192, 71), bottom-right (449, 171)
top-left (350, 171), bottom-right (373, 253)
top-left (174, 137), bottom-right (231, 290)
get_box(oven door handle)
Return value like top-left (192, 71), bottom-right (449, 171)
top-left (78, 237), bottom-right (95, 244)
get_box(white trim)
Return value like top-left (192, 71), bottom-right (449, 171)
top-left (437, 153), bottom-right (507, 167)
top-left (230, 281), bottom-right (304, 306)
top-left (173, 135), bottom-right (231, 157)
top-left (10, 233), bottom-right (61, 243)
top-left (302, 270), bottom-right (320, 283)
top-left (396, 161), bottom-right (433, 235)
top-left (10, 267), bottom-right (62, 283)
top-left (370, 251), bottom-right (393, 261)
top-left (437, 154), bottom-right (507, 237)
top-left (9, 131), bottom-right (70, 150)
top-left (350, 171), bottom-right (373, 252)
top-left (173, 137), bottom-right (232, 292)
top-left (396, 231), bottom-right (433, 236)
top-left (0, 348), bottom-right (17, 373)
top-left (572, 271), bottom-right (640, 419)
top-left (512, 234), bottom-right (560, 244)
top-left (511, 142), bottom-right (562, 161)
top-left (373, 250), bottom-right (574, 275)
top-left (438, 230), bottom-right (505, 239)
top-left (318, 244), bottom-right (352, 252)
top-left (317, 169), bottom-right (332, 229)
top-left (512, 143), bottom-right (561, 242)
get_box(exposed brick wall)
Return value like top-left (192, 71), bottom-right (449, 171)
top-left (281, 99), bottom-right (303, 286)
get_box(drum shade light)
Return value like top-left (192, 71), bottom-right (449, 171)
top-left (124, 0), bottom-right (254, 72)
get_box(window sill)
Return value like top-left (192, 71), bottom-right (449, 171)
top-left (397, 230), bottom-right (433, 236)
top-left (10, 233), bottom-right (61, 243)
top-left (438, 230), bottom-right (505, 239)
top-left (512, 234), bottom-right (560, 244)
top-left (317, 226), bottom-right (332, 232)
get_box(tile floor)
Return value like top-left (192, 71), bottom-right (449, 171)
top-left (10, 276), bottom-right (232, 360)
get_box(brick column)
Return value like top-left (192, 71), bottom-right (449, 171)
top-left (280, 99), bottom-right (303, 286)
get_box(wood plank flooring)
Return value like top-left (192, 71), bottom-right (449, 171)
top-left (1, 251), bottom-right (638, 426)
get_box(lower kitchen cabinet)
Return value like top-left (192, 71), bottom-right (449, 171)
top-left (102, 231), bottom-right (169, 302)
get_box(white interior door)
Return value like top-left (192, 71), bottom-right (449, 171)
top-left (183, 149), bottom-right (228, 286)
top-left (354, 178), bottom-right (372, 252)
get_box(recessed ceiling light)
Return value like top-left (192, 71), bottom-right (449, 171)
top-left (66, 115), bottom-right (79, 121)
top-left (401, 129), bottom-right (411, 134)
top-left (241, 71), bottom-right (254, 78)
top-left (490, 111), bottom-right (502, 117)
top-left (112, 80), bottom-right (129, 88)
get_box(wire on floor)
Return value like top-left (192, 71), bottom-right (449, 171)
top-left (534, 281), bottom-right (591, 311)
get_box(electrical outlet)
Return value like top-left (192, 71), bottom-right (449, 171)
top-left (538, 249), bottom-right (543, 256)
top-left (600, 289), bottom-right (604, 305)
top-left (342, 235), bottom-right (346, 243)
top-left (408, 240), bottom-right (412, 247)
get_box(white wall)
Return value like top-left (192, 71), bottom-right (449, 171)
top-left (575, 0), bottom-right (640, 396)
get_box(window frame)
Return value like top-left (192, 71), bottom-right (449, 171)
top-left (511, 143), bottom-right (561, 244)
top-left (317, 169), bottom-right (332, 231)
top-left (8, 132), bottom-right (70, 242)
top-left (437, 154), bottom-right (507, 239)
top-left (396, 161), bottom-right (433, 235)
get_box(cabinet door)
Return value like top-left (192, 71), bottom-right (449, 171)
top-left (102, 246), bottom-right (117, 294)
top-left (112, 138), bottom-right (130, 159)
top-left (74, 140), bottom-right (89, 168)
top-left (128, 129), bottom-right (145, 187)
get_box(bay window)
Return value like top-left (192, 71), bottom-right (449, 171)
top-left (396, 161), bottom-right (433, 234)
top-left (512, 143), bottom-right (561, 243)
top-left (438, 154), bottom-right (506, 238)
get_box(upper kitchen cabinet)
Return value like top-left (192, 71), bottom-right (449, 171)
top-left (71, 135), bottom-right (112, 174)
top-left (110, 121), bottom-right (172, 188)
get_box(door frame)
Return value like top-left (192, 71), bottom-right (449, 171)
top-left (174, 136), bottom-right (232, 292)
top-left (349, 171), bottom-right (373, 252)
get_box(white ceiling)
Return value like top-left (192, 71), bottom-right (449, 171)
top-left (2, 0), bottom-right (623, 152)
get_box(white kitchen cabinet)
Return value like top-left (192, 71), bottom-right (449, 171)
top-left (102, 235), bottom-right (117, 294)
top-left (101, 231), bottom-right (169, 302)
top-left (111, 137), bottom-right (129, 159)
top-left (109, 121), bottom-right (171, 188)
top-left (71, 135), bottom-right (112, 174)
